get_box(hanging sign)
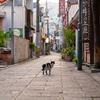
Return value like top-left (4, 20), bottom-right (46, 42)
top-left (59, 0), bottom-right (65, 14)
top-left (82, 0), bottom-right (88, 38)
top-left (68, 0), bottom-right (78, 5)
top-left (0, 0), bottom-right (9, 5)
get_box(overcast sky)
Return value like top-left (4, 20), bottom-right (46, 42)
top-left (33, 0), bottom-right (59, 3)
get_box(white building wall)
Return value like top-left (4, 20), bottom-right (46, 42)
top-left (33, 8), bottom-right (36, 26)
top-left (68, 4), bottom-right (79, 57)
top-left (23, 0), bottom-right (26, 6)
top-left (0, 6), bottom-right (25, 38)
top-left (26, 0), bottom-right (33, 11)
top-left (68, 5), bottom-right (79, 23)
top-left (0, 12), bottom-right (6, 32)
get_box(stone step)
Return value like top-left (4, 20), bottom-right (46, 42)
top-left (0, 60), bottom-right (11, 65)
top-left (91, 68), bottom-right (100, 73)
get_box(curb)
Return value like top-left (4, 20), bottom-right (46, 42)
top-left (0, 56), bottom-right (39, 70)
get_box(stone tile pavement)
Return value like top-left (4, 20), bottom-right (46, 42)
top-left (0, 52), bottom-right (100, 100)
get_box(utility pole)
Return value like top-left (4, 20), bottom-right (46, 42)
top-left (46, 0), bottom-right (50, 54)
top-left (46, 0), bottom-right (49, 36)
top-left (11, 0), bottom-right (14, 64)
top-left (77, 0), bottom-right (82, 70)
top-left (36, 0), bottom-right (40, 48)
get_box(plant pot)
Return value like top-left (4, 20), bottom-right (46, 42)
top-left (67, 56), bottom-right (73, 62)
top-left (2, 54), bottom-right (11, 61)
top-left (0, 50), bottom-right (3, 60)
top-left (63, 58), bottom-right (65, 60)
top-left (65, 55), bottom-right (68, 61)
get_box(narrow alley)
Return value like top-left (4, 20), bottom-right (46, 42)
top-left (0, 52), bottom-right (100, 100)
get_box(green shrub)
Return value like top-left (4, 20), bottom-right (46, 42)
top-left (63, 28), bottom-right (75, 47)
top-left (36, 48), bottom-right (40, 54)
top-left (61, 48), bottom-right (66, 58)
top-left (29, 42), bottom-right (35, 50)
top-left (46, 52), bottom-right (49, 55)
top-left (0, 29), bottom-right (10, 47)
top-left (72, 57), bottom-right (78, 64)
top-left (66, 46), bottom-right (75, 57)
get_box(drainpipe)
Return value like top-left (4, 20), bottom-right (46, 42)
top-left (36, 0), bottom-right (40, 48)
top-left (11, 0), bottom-right (14, 64)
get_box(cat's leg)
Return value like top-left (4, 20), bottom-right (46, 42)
top-left (46, 70), bottom-right (48, 75)
top-left (49, 69), bottom-right (51, 75)
top-left (43, 70), bottom-right (44, 75)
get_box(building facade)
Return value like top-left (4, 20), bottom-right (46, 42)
top-left (0, 0), bottom-right (35, 43)
top-left (66, 0), bottom-right (100, 69)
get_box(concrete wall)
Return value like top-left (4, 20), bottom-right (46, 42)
top-left (14, 35), bottom-right (29, 63)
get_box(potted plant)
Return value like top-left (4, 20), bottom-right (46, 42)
top-left (0, 29), bottom-right (10, 47)
top-left (61, 49), bottom-right (63, 59)
top-left (65, 48), bottom-right (69, 61)
top-left (46, 44), bottom-right (50, 55)
top-left (63, 28), bottom-right (75, 47)
top-left (61, 48), bottom-right (65, 60)
top-left (29, 42), bottom-right (35, 49)
top-left (0, 29), bottom-right (10, 60)
top-left (36, 48), bottom-right (40, 58)
top-left (66, 46), bottom-right (75, 61)
top-left (29, 42), bottom-right (35, 58)
top-left (72, 57), bottom-right (78, 65)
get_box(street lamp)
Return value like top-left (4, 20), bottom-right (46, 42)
top-left (45, 37), bottom-right (49, 43)
top-left (58, 29), bottom-right (61, 32)
top-left (58, 29), bottom-right (61, 52)
top-left (44, 15), bottom-right (49, 21)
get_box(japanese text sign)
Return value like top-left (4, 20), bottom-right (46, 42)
top-left (82, 0), bottom-right (88, 38)
top-left (59, 0), bottom-right (65, 14)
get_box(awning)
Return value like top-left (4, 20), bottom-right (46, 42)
top-left (31, 27), bottom-right (35, 31)
top-left (25, 26), bottom-right (35, 31)
top-left (67, 10), bottom-right (79, 29)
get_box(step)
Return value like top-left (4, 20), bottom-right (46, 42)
top-left (91, 68), bottom-right (100, 73)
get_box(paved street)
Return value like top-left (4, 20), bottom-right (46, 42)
top-left (0, 52), bottom-right (100, 100)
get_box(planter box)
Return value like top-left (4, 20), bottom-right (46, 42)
top-left (67, 56), bottom-right (73, 62)
top-left (63, 58), bottom-right (65, 60)
top-left (65, 55), bottom-right (68, 61)
top-left (0, 50), bottom-right (3, 60)
top-left (2, 54), bottom-right (11, 61)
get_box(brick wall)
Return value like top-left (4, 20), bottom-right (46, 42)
top-left (14, 35), bottom-right (29, 63)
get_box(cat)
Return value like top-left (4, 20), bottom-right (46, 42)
top-left (42, 61), bottom-right (55, 75)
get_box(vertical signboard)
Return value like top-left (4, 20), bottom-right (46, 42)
top-left (68, 0), bottom-right (78, 5)
top-left (59, 0), bottom-right (65, 14)
top-left (0, 0), bottom-right (8, 5)
top-left (9, 28), bottom-right (23, 38)
top-left (82, 0), bottom-right (88, 38)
